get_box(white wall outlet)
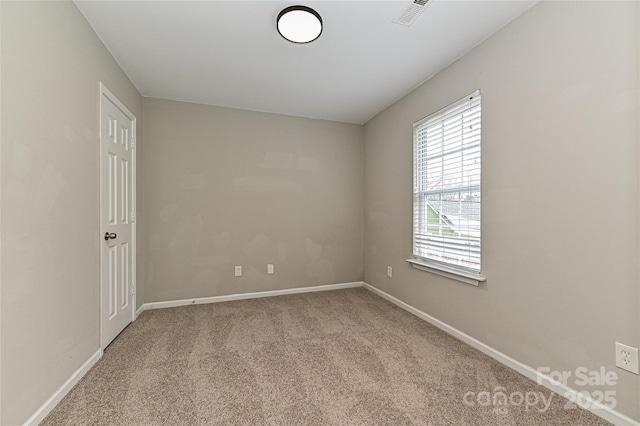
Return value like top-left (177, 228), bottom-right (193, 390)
top-left (387, 266), bottom-right (393, 278)
top-left (267, 264), bottom-right (274, 275)
top-left (234, 266), bottom-right (242, 277)
top-left (615, 342), bottom-right (639, 374)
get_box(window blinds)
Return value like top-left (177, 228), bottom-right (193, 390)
top-left (413, 91), bottom-right (481, 272)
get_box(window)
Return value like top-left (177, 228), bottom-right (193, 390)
top-left (413, 91), bottom-right (481, 274)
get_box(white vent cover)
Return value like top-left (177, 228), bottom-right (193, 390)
top-left (392, 0), bottom-right (432, 27)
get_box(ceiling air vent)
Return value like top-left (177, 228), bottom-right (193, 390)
top-left (392, 0), bottom-right (432, 27)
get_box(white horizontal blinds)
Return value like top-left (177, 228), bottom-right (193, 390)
top-left (413, 91), bottom-right (481, 272)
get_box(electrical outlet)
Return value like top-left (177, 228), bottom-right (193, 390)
top-left (615, 342), bottom-right (639, 374)
top-left (267, 264), bottom-right (274, 275)
top-left (387, 266), bottom-right (393, 278)
top-left (234, 266), bottom-right (242, 277)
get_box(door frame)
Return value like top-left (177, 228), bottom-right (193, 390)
top-left (98, 82), bottom-right (137, 350)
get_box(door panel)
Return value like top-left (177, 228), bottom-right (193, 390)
top-left (108, 245), bottom-right (117, 319)
top-left (100, 84), bottom-right (135, 349)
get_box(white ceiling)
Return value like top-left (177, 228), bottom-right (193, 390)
top-left (75, 0), bottom-right (537, 124)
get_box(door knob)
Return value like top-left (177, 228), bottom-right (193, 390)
top-left (104, 232), bottom-right (117, 241)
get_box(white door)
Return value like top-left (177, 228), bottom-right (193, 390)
top-left (100, 83), bottom-right (136, 349)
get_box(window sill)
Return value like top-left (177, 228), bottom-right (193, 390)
top-left (406, 259), bottom-right (486, 286)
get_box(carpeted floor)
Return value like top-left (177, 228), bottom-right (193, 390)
top-left (42, 288), bottom-right (608, 425)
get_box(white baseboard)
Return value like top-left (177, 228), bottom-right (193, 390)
top-left (23, 349), bottom-right (102, 426)
top-left (134, 304), bottom-right (144, 319)
top-left (143, 281), bottom-right (365, 311)
top-left (362, 283), bottom-right (639, 426)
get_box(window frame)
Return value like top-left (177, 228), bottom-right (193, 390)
top-left (408, 90), bottom-right (486, 285)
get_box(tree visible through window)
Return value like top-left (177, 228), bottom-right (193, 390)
top-left (413, 91), bottom-right (481, 273)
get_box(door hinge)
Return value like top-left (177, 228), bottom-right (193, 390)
top-left (130, 211), bottom-right (136, 222)
top-left (131, 138), bottom-right (136, 149)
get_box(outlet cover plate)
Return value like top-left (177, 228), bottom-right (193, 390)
top-left (234, 266), bottom-right (242, 277)
top-left (615, 342), bottom-right (639, 374)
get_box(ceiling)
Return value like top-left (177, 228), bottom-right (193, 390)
top-left (75, 0), bottom-right (537, 124)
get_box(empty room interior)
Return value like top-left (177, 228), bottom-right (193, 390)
top-left (1, 0), bottom-right (640, 425)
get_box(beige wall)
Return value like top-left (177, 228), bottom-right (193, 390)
top-left (0, 2), bottom-right (143, 424)
top-left (143, 98), bottom-right (363, 302)
top-left (364, 1), bottom-right (639, 420)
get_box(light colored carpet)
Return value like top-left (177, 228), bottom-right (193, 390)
top-left (42, 288), bottom-right (608, 425)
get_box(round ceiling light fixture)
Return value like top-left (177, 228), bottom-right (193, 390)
top-left (277, 6), bottom-right (323, 44)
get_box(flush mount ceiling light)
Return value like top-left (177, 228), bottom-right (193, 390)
top-left (277, 6), bottom-right (322, 44)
